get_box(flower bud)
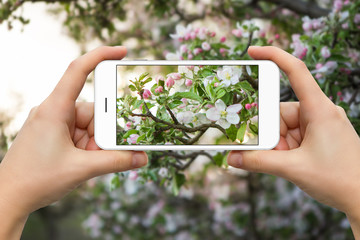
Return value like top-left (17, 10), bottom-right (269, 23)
top-left (245, 103), bottom-right (252, 110)
top-left (185, 79), bottom-right (193, 87)
top-left (220, 36), bottom-right (226, 42)
top-left (155, 86), bottom-right (164, 93)
top-left (165, 77), bottom-right (175, 88)
top-left (142, 89), bottom-right (151, 99)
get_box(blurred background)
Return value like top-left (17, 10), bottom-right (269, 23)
top-left (0, 0), bottom-right (359, 239)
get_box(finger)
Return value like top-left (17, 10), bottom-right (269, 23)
top-left (248, 46), bottom-right (326, 104)
top-left (280, 102), bottom-right (300, 130)
top-left (78, 150), bottom-right (148, 179)
top-left (52, 46), bottom-right (127, 101)
top-left (86, 136), bottom-right (101, 150)
top-left (227, 150), bottom-right (299, 179)
top-left (274, 136), bottom-right (290, 150)
top-left (75, 102), bottom-right (94, 130)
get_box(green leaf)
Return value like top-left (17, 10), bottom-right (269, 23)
top-left (168, 100), bottom-right (183, 109)
top-left (213, 153), bottom-right (224, 167)
top-left (172, 172), bottom-right (186, 196)
top-left (123, 129), bottom-right (139, 139)
top-left (237, 81), bottom-right (254, 92)
top-left (201, 69), bottom-right (213, 78)
top-left (136, 134), bottom-right (146, 143)
top-left (110, 175), bottom-right (121, 191)
top-left (173, 92), bottom-right (202, 102)
top-left (206, 83), bottom-right (216, 101)
top-left (142, 77), bottom-right (153, 85)
top-left (226, 124), bottom-right (237, 141)
top-left (139, 72), bottom-right (149, 81)
top-left (236, 122), bottom-right (247, 143)
top-left (216, 88), bottom-right (226, 99)
top-left (132, 99), bottom-right (143, 110)
top-left (129, 84), bottom-right (136, 91)
top-left (249, 123), bottom-right (258, 135)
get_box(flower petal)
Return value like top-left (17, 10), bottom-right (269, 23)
top-left (226, 104), bottom-right (243, 113)
top-left (215, 99), bottom-right (226, 111)
top-left (217, 119), bottom-right (231, 129)
top-left (246, 65), bottom-right (252, 75)
top-left (206, 108), bottom-right (221, 121)
top-left (226, 113), bottom-right (240, 125)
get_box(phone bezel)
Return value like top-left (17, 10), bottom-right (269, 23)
top-left (95, 60), bottom-right (279, 150)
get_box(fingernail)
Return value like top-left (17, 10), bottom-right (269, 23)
top-left (132, 152), bottom-right (147, 168)
top-left (249, 46), bottom-right (261, 49)
top-left (228, 152), bottom-right (243, 168)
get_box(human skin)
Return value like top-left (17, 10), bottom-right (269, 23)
top-left (227, 46), bottom-right (360, 238)
top-left (0, 46), bottom-right (148, 240)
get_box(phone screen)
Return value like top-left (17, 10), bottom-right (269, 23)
top-left (116, 65), bottom-right (258, 145)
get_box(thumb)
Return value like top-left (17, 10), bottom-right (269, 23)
top-left (78, 150), bottom-right (148, 179)
top-left (227, 150), bottom-right (298, 179)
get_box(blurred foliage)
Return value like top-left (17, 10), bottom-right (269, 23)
top-left (0, 0), bottom-right (359, 239)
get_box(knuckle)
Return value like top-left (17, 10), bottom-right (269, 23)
top-left (28, 106), bottom-right (38, 117)
top-left (67, 58), bottom-right (81, 71)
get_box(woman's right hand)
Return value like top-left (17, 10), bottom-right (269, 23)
top-left (227, 46), bottom-right (360, 238)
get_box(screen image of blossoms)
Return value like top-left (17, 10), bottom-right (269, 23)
top-left (116, 64), bottom-right (258, 145)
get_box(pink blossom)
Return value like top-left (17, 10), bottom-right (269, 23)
top-left (205, 104), bottom-right (214, 108)
top-left (190, 31), bottom-right (196, 40)
top-left (259, 30), bottom-right (266, 38)
top-left (344, 0), bottom-right (350, 5)
top-left (202, 42), bottom-right (211, 51)
top-left (275, 34), bottom-right (280, 39)
top-left (165, 77), bottom-right (175, 88)
top-left (180, 44), bottom-right (188, 54)
top-left (209, 32), bottom-right (216, 37)
top-left (142, 89), bottom-right (151, 99)
top-left (214, 82), bottom-right (219, 87)
top-left (187, 53), bottom-right (193, 59)
top-left (128, 171), bottom-right (138, 180)
top-left (291, 34), bottom-right (307, 59)
top-left (185, 79), bottom-right (193, 87)
top-left (251, 102), bottom-right (257, 108)
top-left (155, 75), bottom-right (164, 83)
top-left (312, 19), bottom-right (323, 29)
top-left (155, 86), bottom-right (164, 93)
top-left (342, 23), bottom-right (349, 29)
top-left (219, 48), bottom-right (227, 54)
top-left (194, 48), bottom-right (203, 55)
top-left (299, 48), bottom-right (308, 60)
top-left (337, 91), bottom-right (342, 96)
top-left (320, 46), bottom-right (331, 59)
top-left (184, 32), bottom-right (191, 41)
top-left (315, 73), bottom-right (323, 79)
top-left (220, 36), bottom-right (226, 42)
top-left (232, 29), bottom-right (242, 38)
top-left (171, 73), bottom-right (182, 80)
top-left (333, 0), bottom-right (342, 12)
top-left (354, 14), bottom-right (360, 24)
top-left (125, 122), bottom-right (133, 130)
top-left (302, 21), bottom-right (312, 32)
top-left (267, 39), bottom-right (273, 44)
top-left (316, 63), bottom-right (323, 69)
top-left (127, 134), bottom-right (139, 144)
top-left (245, 103), bottom-right (252, 110)
top-left (187, 65), bottom-right (194, 70)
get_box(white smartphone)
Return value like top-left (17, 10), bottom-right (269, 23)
top-left (94, 60), bottom-right (279, 150)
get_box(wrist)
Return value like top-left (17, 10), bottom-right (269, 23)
top-left (0, 167), bottom-right (29, 240)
